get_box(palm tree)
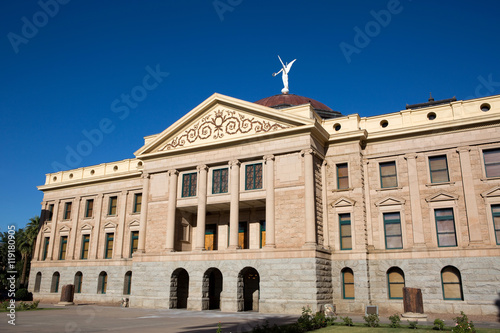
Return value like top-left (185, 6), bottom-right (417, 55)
top-left (19, 216), bottom-right (40, 288)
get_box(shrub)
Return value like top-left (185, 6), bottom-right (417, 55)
top-left (325, 314), bottom-right (337, 327)
top-left (452, 311), bottom-right (476, 333)
top-left (433, 318), bottom-right (445, 330)
top-left (312, 311), bottom-right (326, 329)
top-left (15, 288), bottom-right (32, 301)
top-left (216, 322), bottom-right (222, 333)
top-left (408, 320), bottom-right (418, 329)
top-left (389, 314), bottom-right (401, 328)
top-left (341, 316), bottom-right (354, 326)
top-left (363, 313), bottom-right (380, 327)
top-left (297, 306), bottom-right (314, 331)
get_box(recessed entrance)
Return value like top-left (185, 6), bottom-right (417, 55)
top-left (202, 268), bottom-right (223, 310)
top-left (170, 268), bottom-right (189, 309)
top-left (238, 267), bottom-right (260, 311)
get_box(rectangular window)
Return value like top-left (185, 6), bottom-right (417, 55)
top-left (238, 222), bottom-right (248, 249)
top-left (105, 233), bottom-right (114, 259)
top-left (492, 205), bottom-right (500, 245)
top-left (484, 148), bottom-right (500, 178)
top-left (85, 199), bottom-right (94, 218)
top-left (245, 163), bottom-right (263, 190)
top-left (205, 224), bottom-right (217, 251)
top-left (339, 213), bottom-right (352, 250)
top-left (212, 168), bottom-right (229, 194)
top-left (182, 173), bottom-right (197, 197)
top-left (47, 204), bottom-right (54, 221)
top-left (42, 237), bottom-right (50, 260)
top-left (63, 202), bottom-right (72, 220)
top-left (384, 212), bottom-right (403, 249)
top-left (59, 236), bottom-right (68, 260)
top-left (435, 208), bottom-right (457, 247)
top-left (336, 163), bottom-right (349, 189)
top-left (108, 196), bottom-right (117, 215)
top-left (260, 220), bottom-right (266, 248)
top-left (429, 155), bottom-right (450, 183)
top-left (130, 231), bottom-right (139, 257)
top-left (81, 235), bottom-right (90, 259)
top-left (380, 161), bottom-right (398, 188)
top-left (133, 193), bottom-right (142, 213)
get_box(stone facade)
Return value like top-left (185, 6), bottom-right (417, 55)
top-left (30, 93), bottom-right (500, 315)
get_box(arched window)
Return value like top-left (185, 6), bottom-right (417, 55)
top-left (51, 272), bottom-right (60, 293)
top-left (441, 266), bottom-right (463, 300)
top-left (123, 271), bottom-right (132, 295)
top-left (98, 272), bottom-right (107, 294)
top-left (342, 268), bottom-right (354, 299)
top-left (387, 267), bottom-right (405, 299)
top-left (34, 272), bottom-right (42, 293)
top-left (74, 272), bottom-right (83, 293)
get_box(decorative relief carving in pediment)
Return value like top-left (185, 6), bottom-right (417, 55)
top-left (160, 109), bottom-right (289, 151)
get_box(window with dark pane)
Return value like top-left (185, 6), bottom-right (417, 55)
top-left (59, 236), bottom-right (67, 260)
top-left (429, 155), bottom-right (449, 183)
top-left (384, 212), bottom-right (403, 249)
top-left (339, 213), bottom-right (352, 250)
top-left (492, 205), bottom-right (500, 245)
top-left (435, 208), bottom-right (457, 247)
top-left (380, 161), bottom-right (398, 188)
top-left (81, 235), bottom-right (90, 259)
top-left (245, 163), bottom-right (263, 190)
top-left (85, 199), bottom-right (94, 218)
top-left (63, 202), bottom-right (72, 220)
top-left (342, 268), bottom-right (355, 299)
top-left (336, 163), bottom-right (349, 189)
top-left (108, 196), bottom-right (117, 215)
top-left (182, 173), bottom-right (197, 197)
top-left (212, 168), bottom-right (229, 194)
top-left (484, 148), bottom-right (500, 178)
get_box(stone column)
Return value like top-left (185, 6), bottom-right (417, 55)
top-left (229, 160), bottom-right (240, 249)
top-left (321, 160), bottom-right (330, 248)
top-left (67, 196), bottom-right (81, 260)
top-left (195, 165), bottom-right (208, 251)
top-left (302, 149), bottom-right (316, 247)
top-left (34, 202), bottom-right (48, 261)
top-left (115, 191), bottom-right (128, 258)
top-left (165, 169), bottom-right (178, 251)
top-left (137, 173), bottom-right (150, 253)
top-left (405, 154), bottom-right (426, 246)
top-left (457, 147), bottom-right (482, 243)
top-left (264, 155), bottom-right (276, 248)
top-left (90, 194), bottom-right (104, 259)
top-left (47, 200), bottom-right (60, 260)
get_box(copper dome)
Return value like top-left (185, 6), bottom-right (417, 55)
top-left (254, 94), bottom-right (342, 119)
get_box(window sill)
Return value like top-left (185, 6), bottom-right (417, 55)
top-left (376, 186), bottom-right (402, 192)
top-left (481, 176), bottom-right (500, 182)
top-left (426, 181), bottom-right (455, 187)
top-left (332, 188), bottom-right (354, 193)
top-left (131, 212), bottom-right (141, 215)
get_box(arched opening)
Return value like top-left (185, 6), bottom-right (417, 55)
top-left (202, 268), bottom-right (223, 310)
top-left (74, 271), bottom-right (83, 293)
top-left (441, 266), bottom-right (463, 300)
top-left (123, 271), bottom-right (132, 295)
top-left (34, 272), bottom-right (42, 292)
top-left (238, 267), bottom-right (260, 312)
top-left (341, 267), bottom-right (354, 299)
top-left (50, 272), bottom-right (60, 293)
top-left (387, 267), bottom-right (405, 299)
top-left (170, 268), bottom-right (189, 309)
top-left (98, 271), bottom-right (107, 294)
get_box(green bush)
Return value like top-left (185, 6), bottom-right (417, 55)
top-left (15, 288), bottom-right (32, 301)
top-left (341, 316), bottom-right (354, 326)
top-left (452, 312), bottom-right (476, 333)
top-left (433, 318), bottom-right (445, 330)
top-left (363, 313), bottom-right (380, 327)
top-left (389, 314), bottom-right (401, 328)
top-left (408, 320), bottom-right (418, 329)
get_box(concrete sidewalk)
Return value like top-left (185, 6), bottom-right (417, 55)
top-left (2, 304), bottom-right (500, 332)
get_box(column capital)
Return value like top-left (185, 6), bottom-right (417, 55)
top-left (322, 160), bottom-right (328, 167)
top-left (197, 164), bottom-right (208, 172)
top-left (404, 153), bottom-right (418, 160)
top-left (229, 160), bottom-right (240, 167)
top-left (141, 172), bottom-right (150, 179)
top-left (168, 169), bottom-right (179, 176)
top-left (263, 154), bottom-right (275, 162)
top-left (300, 148), bottom-right (314, 157)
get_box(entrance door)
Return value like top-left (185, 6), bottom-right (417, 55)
top-left (205, 224), bottom-right (217, 251)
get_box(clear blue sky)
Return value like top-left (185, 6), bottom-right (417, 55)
top-left (1, 0), bottom-right (500, 233)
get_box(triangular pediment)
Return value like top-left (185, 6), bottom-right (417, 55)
top-left (103, 222), bottom-right (117, 231)
top-left (129, 220), bottom-right (140, 227)
top-left (81, 224), bottom-right (93, 232)
top-left (332, 197), bottom-right (356, 207)
top-left (43, 227), bottom-right (50, 234)
top-left (481, 186), bottom-right (500, 198)
top-left (135, 93), bottom-right (313, 156)
top-left (425, 191), bottom-right (458, 202)
top-left (375, 196), bottom-right (405, 207)
top-left (59, 225), bottom-right (71, 233)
